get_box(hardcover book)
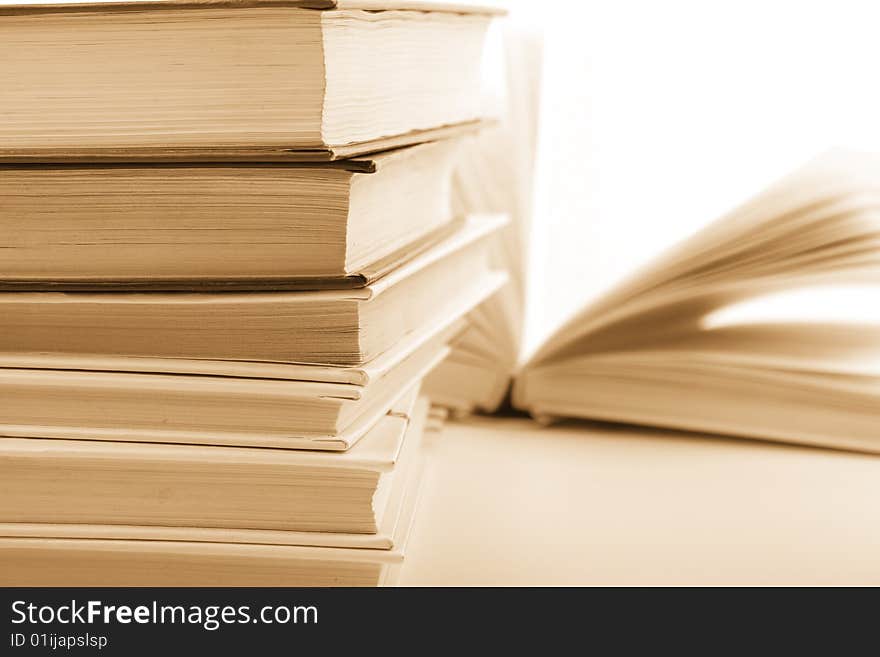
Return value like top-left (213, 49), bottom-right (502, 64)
top-left (0, 0), bottom-right (501, 161)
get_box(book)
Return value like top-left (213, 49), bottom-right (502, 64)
top-left (423, 26), bottom-right (541, 413)
top-left (0, 214), bottom-right (506, 366)
top-left (0, 140), bottom-right (465, 287)
top-left (505, 151), bottom-right (880, 453)
top-left (0, 397), bottom-right (432, 587)
top-left (0, 1), bottom-right (500, 162)
top-left (0, 537), bottom-right (400, 586)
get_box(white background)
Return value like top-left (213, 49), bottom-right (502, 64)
top-left (502, 0), bottom-right (880, 356)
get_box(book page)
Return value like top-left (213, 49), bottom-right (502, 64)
top-left (513, 1), bottom-right (880, 357)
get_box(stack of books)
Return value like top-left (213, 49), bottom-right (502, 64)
top-left (0, 0), bottom-right (504, 586)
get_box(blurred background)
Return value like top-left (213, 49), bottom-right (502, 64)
top-left (484, 0), bottom-right (880, 357)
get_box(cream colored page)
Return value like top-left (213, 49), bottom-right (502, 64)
top-left (527, 151), bottom-right (880, 367)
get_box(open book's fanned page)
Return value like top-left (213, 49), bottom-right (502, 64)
top-left (515, 151), bottom-right (880, 453)
top-left (423, 26), bottom-right (542, 413)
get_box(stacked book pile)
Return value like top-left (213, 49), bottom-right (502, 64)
top-left (0, 0), bottom-right (504, 586)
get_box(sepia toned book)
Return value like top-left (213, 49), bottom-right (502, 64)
top-left (0, 0), bottom-right (500, 162)
top-left (0, 140), bottom-right (465, 288)
top-left (0, 397), bottom-right (432, 587)
top-left (423, 26), bottom-right (542, 414)
top-left (506, 151), bottom-right (880, 453)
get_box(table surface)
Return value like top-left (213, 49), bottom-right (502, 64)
top-left (399, 416), bottom-right (880, 585)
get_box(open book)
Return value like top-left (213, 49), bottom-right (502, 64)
top-left (439, 149), bottom-right (880, 454)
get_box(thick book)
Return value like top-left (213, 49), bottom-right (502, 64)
top-left (0, 214), bottom-right (507, 366)
top-left (0, 140), bottom-right (465, 287)
top-left (0, 397), bottom-right (432, 587)
top-left (0, 1), bottom-right (500, 162)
